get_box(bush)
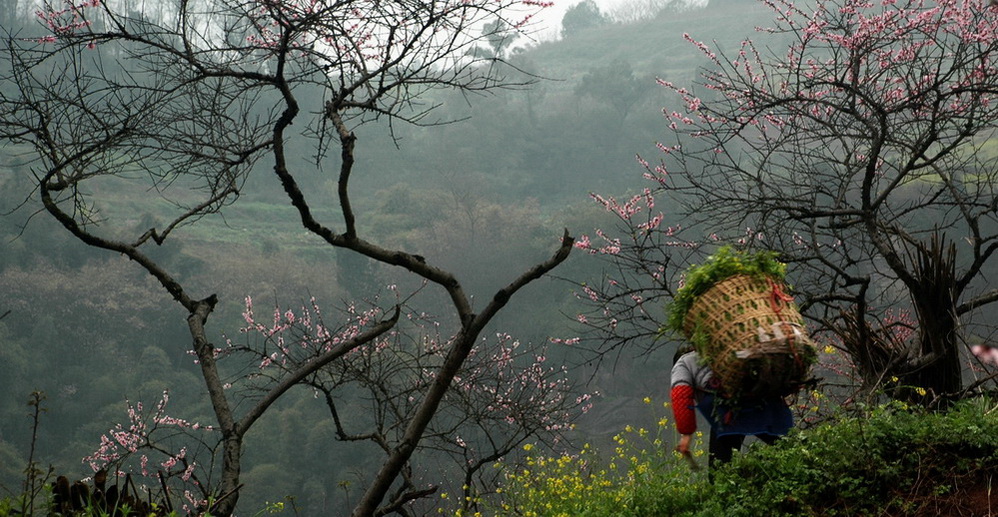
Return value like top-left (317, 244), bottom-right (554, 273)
top-left (710, 397), bottom-right (998, 516)
top-left (498, 398), bottom-right (710, 517)
top-left (499, 397), bottom-right (998, 517)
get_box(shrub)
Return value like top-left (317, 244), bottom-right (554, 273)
top-left (497, 398), bottom-right (710, 517)
top-left (499, 396), bottom-right (998, 516)
top-left (711, 397), bottom-right (998, 516)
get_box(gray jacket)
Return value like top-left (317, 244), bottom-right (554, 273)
top-left (671, 351), bottom-right (719, 393)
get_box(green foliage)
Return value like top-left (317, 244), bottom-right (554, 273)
top-left (574, 59), bottom-right (650, 124)
top-left (252, 496), bottom-right (296, 516)
top-left (560, 0), bottom-right (610, 39)
top-left (498, 398), bottom-right (709, 517)
top-left (665, 246), bottom-right (787, 335)
top-left (0, 499), bottom-right (193, 517)
top-left (499, 397), bottom-right (998, 516)
top-left (711, 397), bottom-right (998, 516)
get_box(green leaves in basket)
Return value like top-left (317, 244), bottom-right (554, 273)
top-left (665, 246), bottom-right (787, 334)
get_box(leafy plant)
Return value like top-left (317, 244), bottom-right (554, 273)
top-left (665, 246), bottom-right (787, 335)
top-left (498, 396), bottom-right (998, 517)
top-left (710, 397), bottom-right (998, 516)
top-left (497, 397), bottom-right (709, 517)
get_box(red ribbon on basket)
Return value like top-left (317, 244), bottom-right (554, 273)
top-left (767, 277), bottom-right (794, 317)
top-left (767, 277), bottom-right (807, 387)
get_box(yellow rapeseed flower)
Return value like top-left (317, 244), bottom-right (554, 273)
top-left (523, 443), bottom-right (534, 451)
top-left (643, 397), bottom-right (652, 404)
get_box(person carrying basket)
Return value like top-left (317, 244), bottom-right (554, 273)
top-left (670, 345), bottom-right (793, 476)
top-left (665, 248), bottom-right (815, 477)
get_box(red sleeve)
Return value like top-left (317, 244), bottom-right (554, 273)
top-left (671, 384), bottom-right (697, 435)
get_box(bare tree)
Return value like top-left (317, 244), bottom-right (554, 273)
top-left (0, 0), bottom-right (572, 515)
top-left (579, 0), bottom-right (998, 404)
top-left (81, 297), bottom-right (584, 515)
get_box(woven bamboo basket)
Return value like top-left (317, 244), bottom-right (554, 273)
top-left (683, 274), bottom-right (813, 398)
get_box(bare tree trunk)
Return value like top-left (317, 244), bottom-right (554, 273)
top-left (907, 234), bottom-right (962, 405)
top-left (351, 233), bottom-right (573, 516)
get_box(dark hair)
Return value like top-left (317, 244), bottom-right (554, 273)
top-left (673, 344), bottom-right (695, 365)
